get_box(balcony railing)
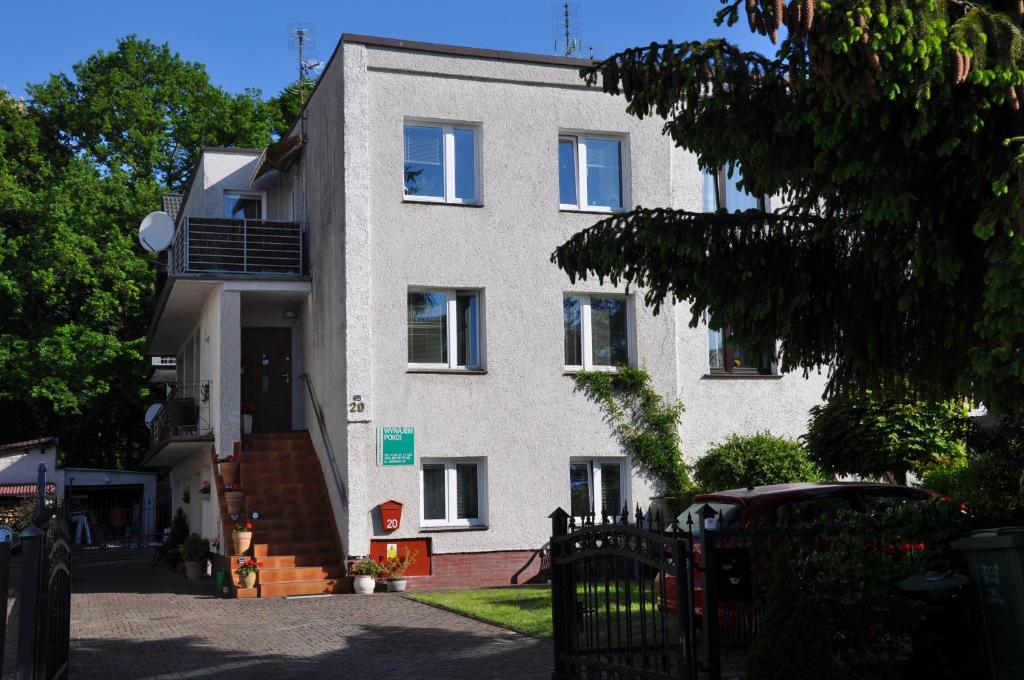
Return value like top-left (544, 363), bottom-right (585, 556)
top-left (169, 217), bottom-right (305, 277)
top-left (149, 381), bottom-right (213, 452)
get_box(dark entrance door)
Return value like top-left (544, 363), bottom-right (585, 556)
top-left (241, 327), bottom-right (292, 434)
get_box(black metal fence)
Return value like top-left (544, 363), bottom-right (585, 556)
top-left (15, 463), bottom-right (72, 680)
top-left (550, 505), bottom-right (730, 680)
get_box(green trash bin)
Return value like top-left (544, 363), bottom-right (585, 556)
top-left (953, 527), bottom-right (1024, 680)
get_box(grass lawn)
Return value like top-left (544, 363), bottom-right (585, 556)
top-left (409, 586), bottom-right (555, 637)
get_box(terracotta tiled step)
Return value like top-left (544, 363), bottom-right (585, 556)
top-left (248, 527), bottom-right (332, 543)
top-left (235, 587), bottom-right (259, 599)
top-left (246, 565), bottom-right (343, 585)
top-left (240, 468), bottom-right (323, 485)
top-left (230, 553), bottom-right (342, 569)
top-left (257, 579), bottom-right (342, 598)
top-left (245, 438), bottom-right (317, 451)
top-left (240, 516), bottom-right (335, 532)
top-left (253, 540), bottom-right (339, 557)
top-left (238, 450), bottom-right (316, 463)
top-left (252, 431), bottom-right (311, 441)
top-left (244, 504), bottom-right (333, 519)
top-left (244, 493), bottom-right (330, 509)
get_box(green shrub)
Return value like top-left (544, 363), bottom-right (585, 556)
top-left (804, 389), bottom-right (971, 483)
top-left (693, 432), bottom-right (822, 492)
top-left (179, 533), bottom-right (209, 562)
top-left (745, 549), bottom-right (842, 680)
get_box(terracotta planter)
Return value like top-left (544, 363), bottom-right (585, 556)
top-left (232, 530), bottom-right (252, 555)
top-left (242, 571), bottom-right (257, 589)
top-left (218, 461), bottom-right (239, 485)
top-left (184, 561), bottom-right (203, 580)
top-left (386, 578), bottom-right (407, 592)
top-left (225, 491), bottom-right (244, 514)
top-left (353, 575), bottom-right (376, 594)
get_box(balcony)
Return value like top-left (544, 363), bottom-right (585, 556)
top-left (148, 356), bottom-right (177, 384)
top-left (145, 381), bottom-right (214, 467)
top-left (169, 217), bottom-right (306, 278)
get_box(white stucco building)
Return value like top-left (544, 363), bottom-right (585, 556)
top-left (142, 34), bottom-right (826, 593)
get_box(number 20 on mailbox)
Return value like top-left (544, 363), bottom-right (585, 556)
top-left (379, 500), bottom-right (402, 532)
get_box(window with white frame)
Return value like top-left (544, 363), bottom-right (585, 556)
top-left (224, 191), bottom-right (264, 219)
top-left (408, 289), bottom-right (481, 369)
top-left (559, 134), bottom-right (627, 211)
top-left (570, 459), bottom-right (629, 518)
top-left (421, 459), bottom-right (486, 526)
top-left (563, 294), bottom-right (633, 370)
top-left (404, 122), bottom-right (479, 204)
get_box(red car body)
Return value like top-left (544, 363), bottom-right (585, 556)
top-left (661, 482), bottom-right (933, 617)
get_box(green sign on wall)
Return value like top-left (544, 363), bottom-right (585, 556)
top-left (377, 427), bottom-right (415, 466)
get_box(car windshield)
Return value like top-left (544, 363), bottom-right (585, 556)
top-left (677, 501), bottom-right (743, 534)
top-left (774, 495), bottom-right (854, 529)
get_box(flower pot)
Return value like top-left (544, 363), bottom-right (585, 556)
top-left (353, 575), bottom-right (376, 594)
top-left (232, 531), bottom-right (252, 555)
top-left (387, 578), bottom-right (407, 592)
top-left (225, 491), bottom-right (244, 514)
top-left (218, 461), bottom-right (239, 485)
top-left (242, 571), bottom-right (257, 589)
top-left (184, 561), bottom-right (203, 580)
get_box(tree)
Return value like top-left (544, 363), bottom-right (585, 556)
top-left (803, 389), bottom-right (971, 483)
top-left (552, 0), bottom-right (1024, 414)
top-left (29, 35), bottom-right (275, 191)
top-left (268, 80), bottom-right (306, 139)
top-left (0, 37), bottom-right (277, 468)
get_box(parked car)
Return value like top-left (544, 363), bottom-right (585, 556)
top-left (660, 482), bottom-right (933, 617)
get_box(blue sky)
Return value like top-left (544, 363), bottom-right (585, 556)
top-left (0, 1), bottom-right (772, 99)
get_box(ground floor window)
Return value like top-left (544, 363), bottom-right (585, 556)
top-left (420, 459), bottom-right (486, 527)
top-left (569, 459), bottom-right (628, 518)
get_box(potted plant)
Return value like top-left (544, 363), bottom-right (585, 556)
top-left (231, 521), bottom-right (253, 554)
top-left (180, 533), bottom-right (209, 580)
top-left (350, 559), bottom-right (380, 594)
top-left (225, 488), bottom-right (244, 514)
top-left (382, 548), bottom-right (418, 592)
top-left (218, 454), bottom-right (239, 485)
top-left (236, 557), bottom-right (263, 589)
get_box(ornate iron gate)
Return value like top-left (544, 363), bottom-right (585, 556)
top-left (549, 506), bottom-right (721, 680)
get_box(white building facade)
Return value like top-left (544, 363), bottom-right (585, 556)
top-left (143, 35), bottom-right (826, 591)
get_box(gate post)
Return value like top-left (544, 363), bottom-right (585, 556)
top-left (699, 504), bottom-right (722, 680)
top-left (549, 508), bottom-right (569, 680)
top-left (16, 523), bottom-right (43, 680)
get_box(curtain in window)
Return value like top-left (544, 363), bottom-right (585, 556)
top-left (456, 292), bottom-right (479, 367)
top-left (404, 125), bottom-right (445, 197)
top-left (423, 464), bottom-right (446, 520)
top-left (453, 128), bottom-right (476, 201)
top-left (408, 291), bottom-right (447, 364)
top-left (570, 463), bottom-right (591, 516)
top-left (600, 463), bottom-right (622, 516)
top-left (559, 139), bottom-right (577, 205)
top-left (590, 297), bottom-right (628, 366)
top-left (456, 464), bottom-right (479, 519)
top-left (563, 296), bottom-right (582, 366)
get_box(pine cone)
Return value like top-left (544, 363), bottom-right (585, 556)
top-left (775, 0), bottom-right (785, 31)
top-left (770, 27), bottom-right (779, 44)
top-left (748, 6), bottom-right (759, 32)
top-left (788, 0), bottom-right (802, 32)
top-left (954, 51), bottom-right (966, 84)
top-left (803, 0), bottom-right (815, 32)
top-left (870, 51), bottom-right (881, 71)
top-left (1009, 85), bottom-right (1020, 110)
top-left (858, 14), bottom-right (870, 45)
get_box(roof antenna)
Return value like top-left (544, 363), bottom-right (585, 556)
top-left (288, 23), bottom-right (320, 108)
top-left (552, 2), bottom-right (581, 56)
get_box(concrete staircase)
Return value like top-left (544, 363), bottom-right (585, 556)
top-left (217, 431), bottom-right (344, 598)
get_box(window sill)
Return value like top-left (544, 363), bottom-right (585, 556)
top-left (701, 372), bottom-right (782, 380)
top-left (403, 198), bottom-right (484, 208)
top-left (559, 206), bottom-right (625, 215)
top-left (407, 368), bottom-right (488, 375)
top-left (419, 524), bottom-right (489, 533)
top-left (563, 367), bottom-right (625, 375)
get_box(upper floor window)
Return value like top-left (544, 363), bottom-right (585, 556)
top-left (708, 314), bottom-right (775, 375)
top-left (702, 166), bottom-right (767, 213)
top-left (404, 123), bottom-right (479, 204)
top-left (224, 192), bottom-right (263, 219)
top-left (559, 134), bottom-right (626, 212)
top-left (564, 294), bottom-right (633, 371)
top-left (408, 289), bottom-right (481, 370)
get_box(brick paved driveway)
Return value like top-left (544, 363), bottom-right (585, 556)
top-left (70, 557), bottom-right (551, 679)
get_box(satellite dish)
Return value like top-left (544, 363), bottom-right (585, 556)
top-left (138, 212), bottom-right (175, 253)
top-left (144, 403), bottom-right (164, 428)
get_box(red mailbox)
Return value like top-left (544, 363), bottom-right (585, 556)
top-left (379, 500), bottom-right (403, 532)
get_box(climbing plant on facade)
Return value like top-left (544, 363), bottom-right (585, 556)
top-left (572, 366), bottom-right (692, 506)
top-left (553, 0), bottom-right (1024, 414)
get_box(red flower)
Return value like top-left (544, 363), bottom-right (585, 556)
top-left (245, 522), bottom-right (253, 530)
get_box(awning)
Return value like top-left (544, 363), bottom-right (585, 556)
top-left (251, 135), bottom-right (302, 183)
top-left (0, 483), bottom-right (56, 497)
